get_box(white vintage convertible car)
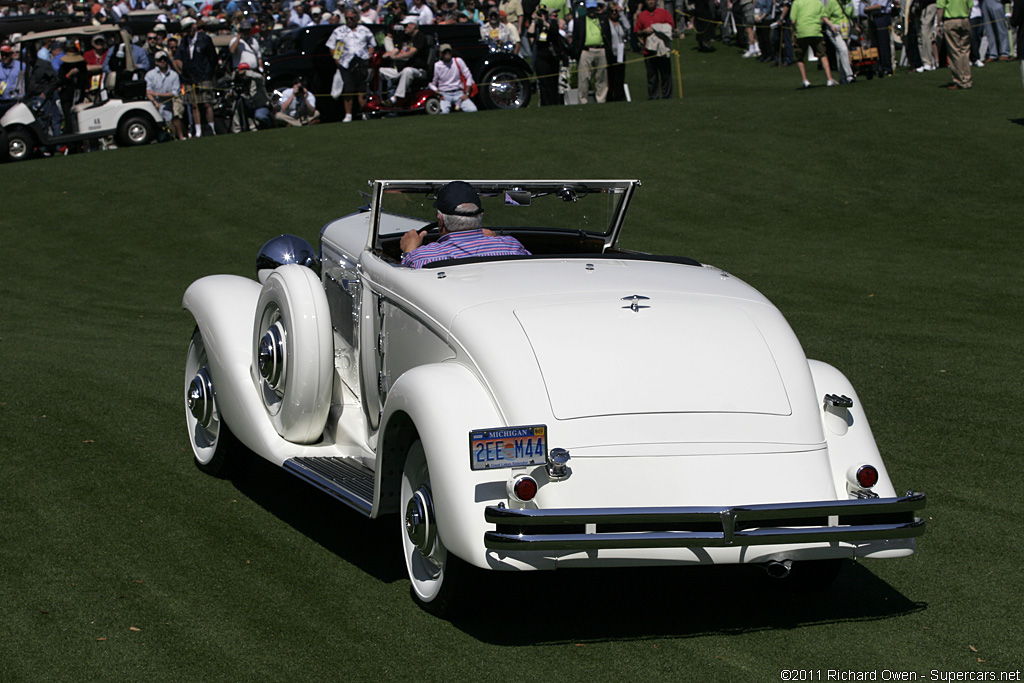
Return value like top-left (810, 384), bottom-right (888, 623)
top-left (183, 179), bottom-right (925, 614)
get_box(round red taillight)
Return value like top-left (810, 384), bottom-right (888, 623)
top-left (512, 476), bottom-right (538, 502)
top-left (856, 465), bottom-right (879, 489)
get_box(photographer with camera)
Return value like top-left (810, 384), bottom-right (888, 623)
top-left (229, 20), bottom-right (270, 131)
top-left (275, 77), bottom-right (320, 126)
top-left (527, 4), bottom-right (569, 105)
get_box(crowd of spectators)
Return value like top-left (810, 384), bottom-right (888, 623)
top-left (1, 0), bottom-right (1022, 147)
top-left (702, 0), bottom-right (1023, 89)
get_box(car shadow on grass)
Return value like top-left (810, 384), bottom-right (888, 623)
top-left (229, 455), bottom-right (407, 585)
top-left (449, 562), bottom-right (926, 644)
top-left (230, 456), bottom-right (925, 643)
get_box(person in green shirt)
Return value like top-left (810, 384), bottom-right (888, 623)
top-left (790, 0), bottom-right (838, 87)
top-left (824, 0), bottom-right (856, 82)
top-left (936, 0), bottom-right (972, 88)
top-left (543, 0), bottom-right (569, 20)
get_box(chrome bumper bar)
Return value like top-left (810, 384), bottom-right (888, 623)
top-left (483, 492), bottom-right (926, 551)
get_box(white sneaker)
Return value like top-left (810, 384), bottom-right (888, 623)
top-left (974, 59), bottom-right (985, 67)
top-left (802, 79), bottom-right (811, 88)
top-left (826, 79), bottom-right (838, 86)
top-left (343, 114), bottom-right (353, 123)
top-left (742, 47), bottom-right (756, 58)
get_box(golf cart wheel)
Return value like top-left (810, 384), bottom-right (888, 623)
top-left (7, 128), bottom-right (36, 161)
top-left (117, 115), bottom-right (155, 147)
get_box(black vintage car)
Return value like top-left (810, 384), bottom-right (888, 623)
top-left (0, 13), bottom-right (91, 41)
top-left (262, 23), bottom-right (532, 122)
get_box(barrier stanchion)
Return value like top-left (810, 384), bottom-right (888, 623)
top-left (674, 48), bottom-right (683, 97)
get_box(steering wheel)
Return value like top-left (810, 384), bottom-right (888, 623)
top-left (418, 221), bottom-right (441, 245)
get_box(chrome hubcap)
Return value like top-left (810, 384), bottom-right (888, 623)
top-left (128, 123), bottom-right (146, 142)
top-left (257, 321), bottom-right (286, 389)
top-left (187, 366), bottom-right (215, 428)
top-left (405, 485), bottom-right (435, 556)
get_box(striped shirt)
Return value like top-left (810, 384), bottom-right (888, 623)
top-left (401, 230), bottom-right (531, 268)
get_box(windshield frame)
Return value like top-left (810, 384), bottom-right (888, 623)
top-left (366, 179), bottom-right (641, 254)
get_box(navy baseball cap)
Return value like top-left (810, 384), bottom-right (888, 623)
top-left (433, 181), bottom-right (483, 215)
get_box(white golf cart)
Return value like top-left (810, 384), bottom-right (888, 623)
top-left (2, 25), bottom-right (164, 161)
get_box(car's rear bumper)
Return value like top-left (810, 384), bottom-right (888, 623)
top-left (483, 492), bottom-right (925, 551)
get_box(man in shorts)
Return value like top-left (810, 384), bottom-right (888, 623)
top-left (790, 0), bottom-right (838, 87)
top-left (174, 16), bottom-right (219, 137)
top-left (738, 0), bottom-right (762, 57)
top-left (326, 8), bottom-right (376, 122)
top-left (145, 50), bottom-right (185, 139)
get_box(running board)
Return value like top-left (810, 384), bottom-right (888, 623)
top-left (283, 457), bottom-right (375, 517)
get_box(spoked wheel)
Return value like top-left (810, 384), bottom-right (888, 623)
top-left (184, 327), bottom-right (246, 478)
top-left (401, 440), bottom-right (467, 615)
top-left (480, 67), bottom-right (532, 109)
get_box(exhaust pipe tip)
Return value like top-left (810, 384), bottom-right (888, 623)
top-left (765, 560), bottom-right (793, 579)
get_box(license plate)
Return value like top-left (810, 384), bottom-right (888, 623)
top-left (469, 425), bottom-right (546, 470)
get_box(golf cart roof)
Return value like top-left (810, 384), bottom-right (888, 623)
top-left (21, 25), bottom-right (132, 43)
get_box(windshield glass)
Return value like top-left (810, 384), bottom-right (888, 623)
top-left (373, 181), bottom-right (636, 241)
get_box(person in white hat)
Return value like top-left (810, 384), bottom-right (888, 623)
top-left (379, 15), bottom-right (429, 105)
top-left (174, 15), bottom-right (219, 136)
top-left (145, 49), bottom-right (185, 139)
top-left (289, 1), bottom-right (314, 27)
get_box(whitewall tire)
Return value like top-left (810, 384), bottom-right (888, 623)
top-left (401, 440), bottom-right (467, 615)
top-left (185, 327), bottom-right (244, 477)
top-left (252, 264), bottom-right (332, 444)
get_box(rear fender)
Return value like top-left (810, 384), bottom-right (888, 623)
top-left (379, 362), bottom-right (505, 568)
top-left (807, 359), bottom-right (898, 498)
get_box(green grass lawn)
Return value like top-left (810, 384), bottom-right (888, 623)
top-left (1, 40), bottom-right (1022, 681)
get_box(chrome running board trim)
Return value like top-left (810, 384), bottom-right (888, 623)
top-left (284, 456), bottom-right (375, 517)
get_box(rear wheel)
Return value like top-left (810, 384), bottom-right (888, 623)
top-left (116, 115), bottom-right (155, 147)
top-left (7, 128), bottom-right (36, 161)
top-left (424, 97), bottom-right (442, 115)
top-left (480, 67), bottom-right (532, 109)
top-left (400, 440), bottom-right (468, 616)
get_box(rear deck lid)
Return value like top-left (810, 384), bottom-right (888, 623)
top-left (515, 299), bottom-right (791, 420)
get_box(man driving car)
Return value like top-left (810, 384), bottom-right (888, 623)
top-left (400, 181), bottom-right (531, 268)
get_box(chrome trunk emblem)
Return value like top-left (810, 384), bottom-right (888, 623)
top-left (621, 295), bottom-right (650, 312)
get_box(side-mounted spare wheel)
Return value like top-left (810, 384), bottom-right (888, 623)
top-left (253, 263), bottom-right (332, 444)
